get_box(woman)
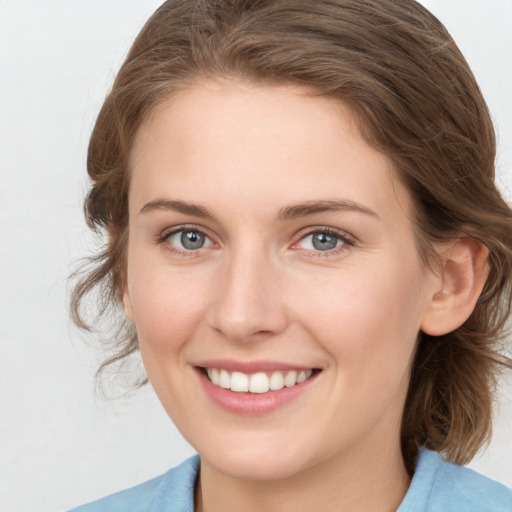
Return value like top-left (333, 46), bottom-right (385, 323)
top-left (69, 0), bottom-right (512, 510)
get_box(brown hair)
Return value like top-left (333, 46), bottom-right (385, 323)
top-left (71, 0), bottom-right (512, 471)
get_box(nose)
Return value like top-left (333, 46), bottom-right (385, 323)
top-left (207, 247), bottom-right (289, 344)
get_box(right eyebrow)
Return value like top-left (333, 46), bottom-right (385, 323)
top-left (277, 199), bottom-right (379, 221)
top-left (139, 199), bottom-right (215, 220)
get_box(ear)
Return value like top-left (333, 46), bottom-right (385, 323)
top-left (421, 238), bottom-right (488, 336)
top-left (122, 285), bottom-right (135, 322)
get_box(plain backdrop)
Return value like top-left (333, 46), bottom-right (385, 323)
top-left (0, 1), bottom-right (511, 511)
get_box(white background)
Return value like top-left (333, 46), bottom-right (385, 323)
top-left (0, 1), bottom-right (511, 511)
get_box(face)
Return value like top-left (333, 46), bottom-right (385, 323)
top-left (124, 80), bottom-right (439, 481)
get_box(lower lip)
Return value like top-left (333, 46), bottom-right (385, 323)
top-left (196, 368), bottom-right (319, 415)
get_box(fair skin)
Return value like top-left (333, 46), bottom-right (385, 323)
top-left (123, 80), bottom-right (487, 512)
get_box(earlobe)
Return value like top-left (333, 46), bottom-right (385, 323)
top-left (421, 238), bottom-right (488, 336)
top-left (122, 286), bottom-right (135, 322)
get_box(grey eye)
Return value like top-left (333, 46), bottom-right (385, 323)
top-left (166, 229), bottom-right (212, 251)
top-left (311, 232), bottom-right (339, 251)
top-left (180, 230), bottom-right (206, 250)
top-left (296, 230), bottom-right (349, 253)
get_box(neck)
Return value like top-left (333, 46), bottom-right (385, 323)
top-left (195, 437), bottom-right (411, 512)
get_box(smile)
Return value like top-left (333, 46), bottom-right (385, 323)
top-left (205, 368), bottom-right (314, 394)
top-left (196, 363), bottom-right (321, 414)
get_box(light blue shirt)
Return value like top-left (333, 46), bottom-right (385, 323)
top-left (68, 448), bottom-right (512, 511)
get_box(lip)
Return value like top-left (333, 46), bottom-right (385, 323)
top-left (194, 363), bottom-right (320, 415)
top-left (195, 359), bottom-right (314, 374)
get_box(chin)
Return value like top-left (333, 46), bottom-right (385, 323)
top-left (198, 439), bottom-right (319, 482)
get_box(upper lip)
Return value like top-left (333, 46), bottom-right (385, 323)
top-left (195, 359), bottom-right (318, 374)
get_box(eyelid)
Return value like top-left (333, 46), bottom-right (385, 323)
top-left (295, 226), bottom-right (355, 242)
top-left (158, 223), bottom-right (214, 240)
top-left (291, 226), bottom-right (356, 254)
top-left (156, 224), bottom-right (219, 254)
top-left (155, 224), bottom-right (354, 257)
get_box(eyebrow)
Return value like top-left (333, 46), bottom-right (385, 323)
top-left (139, 199), bottom-right (215, 219)
top-left (139, 198), bottom-right (378, 220)
top-left (277, 199), bottom-right (379, 221)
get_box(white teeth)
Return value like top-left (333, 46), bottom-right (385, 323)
top-left (284, 371), bottom-right (298, 387)
top-left (219, 369), bottom-right (230, 389)
top-left (205, 368), bottom-right (314, 393)
top-left (230, 372), bottom-right (249, 392)
top-left (269, 371), bottom-right (284, 391)
top-left (297, 370), bottom-right (307, 383)
top-left (249, 372), bottom-right (270, 393)
top-left (209, 368), bottom-right (220, 385)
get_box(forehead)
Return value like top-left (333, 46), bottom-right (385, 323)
top-left (129, 80), bottom-right (413, 224)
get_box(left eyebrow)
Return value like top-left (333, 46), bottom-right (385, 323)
top-left (139, 199), bottom-right (215, 219)
top-left (277, 199), bottom-right (379, 221)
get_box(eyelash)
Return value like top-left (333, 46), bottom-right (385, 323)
top-left (293, 227), bottom-right (355, 258)
top-left (156, 225), bottom-right (217, 257)
top-left (155, 225), bottom-right (355, 258)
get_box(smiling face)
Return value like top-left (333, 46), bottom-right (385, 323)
top-left (123, 80), bottom-right (440, 482)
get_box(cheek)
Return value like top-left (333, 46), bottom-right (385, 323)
top-left (127, 267), bottom-right (210, 357)
top-left (292, 257), bottom-right (427, 382)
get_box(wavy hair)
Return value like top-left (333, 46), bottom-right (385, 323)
top-left (71, 0), bottom-right (512, 472)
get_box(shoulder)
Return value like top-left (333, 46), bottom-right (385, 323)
top-left (67, 455), bottom-right (200, 512)
top-left (399, 448), bottom-right (512, 512)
